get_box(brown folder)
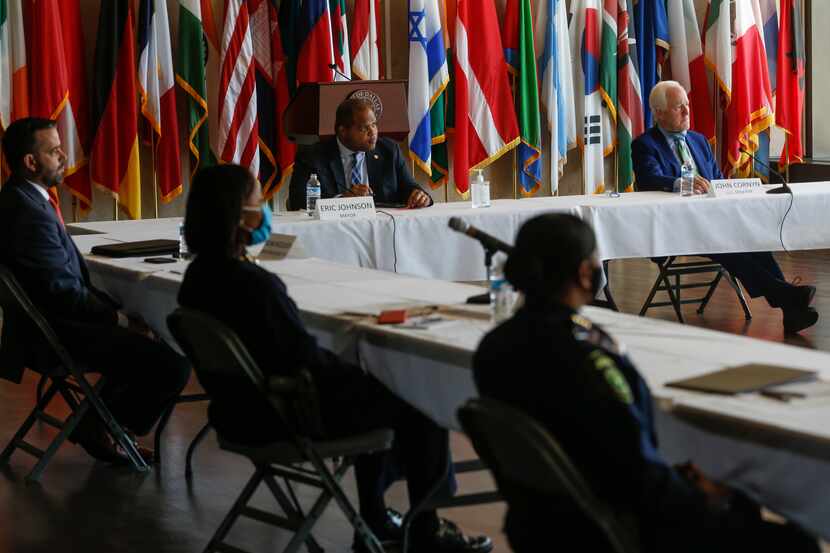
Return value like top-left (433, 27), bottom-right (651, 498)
top-left (665, 364), bottom-right (816, 395)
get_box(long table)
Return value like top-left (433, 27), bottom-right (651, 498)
top-left (71, 224), bottom-right (830, 540)
top-left (72, 183), bottom-right (830, 282)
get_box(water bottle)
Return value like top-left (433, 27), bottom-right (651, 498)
top-left (178, 222), bottom-right (191, 259)
top-left (680, 162), bottom-right (694, 197)
top-left (306, 173), bottom-right (321, 214)
top-left (489, 255), bottom-right (514, 323)
top-left (471, 170), bottom-right (491, 209)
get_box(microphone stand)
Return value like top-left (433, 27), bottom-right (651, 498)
top-left (466, 245), bottom-right (498, 305)
top-left (328, 64), bottom-right (354, 82)
top-left (740, 148), bottom-right (792, 195)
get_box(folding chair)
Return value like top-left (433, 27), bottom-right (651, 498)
top-left (639, 256), bottom-right (752, 323)
top-left (457, 398), bottom-right (640, 553)
top-left (167, 307), bottom-right (393, 553)
top-left (0, 265), bottom-right (150, 483)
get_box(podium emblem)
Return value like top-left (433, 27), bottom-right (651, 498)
top-left (348, 89), bottom-right (384, 120)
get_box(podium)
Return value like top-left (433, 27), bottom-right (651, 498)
top-left (283, 80), bottom-right (409, 145)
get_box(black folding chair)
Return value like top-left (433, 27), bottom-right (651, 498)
top-left (0, 265), bottom-right (150, 482)
top-left (167, 308), bottom-right (393, 553)
top-left (639, 256), bottom-right (752, 323)
top-left (458, 398), bottom-right (640, 553)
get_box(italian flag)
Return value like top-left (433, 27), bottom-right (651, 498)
top-left (0, 0), bottom-right (27, 135)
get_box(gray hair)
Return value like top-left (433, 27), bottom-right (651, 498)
top-left (649, 80), bottom-right (685, 115)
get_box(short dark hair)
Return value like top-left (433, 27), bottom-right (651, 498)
top-left (184, 164), bottom-right (256, 258)
top-left (335, 97), bottom-right (374, 131)
top-left (505, 214), bottom-right (597, 300)
top-left (1, 117), bottom-right (56, 173)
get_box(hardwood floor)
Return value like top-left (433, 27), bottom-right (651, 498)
top-left (1, 251), bottom-right (829, 553)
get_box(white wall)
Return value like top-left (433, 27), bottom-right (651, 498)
top-left (812, 2), bottom-right (830, 159)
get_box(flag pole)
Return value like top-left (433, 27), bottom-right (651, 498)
top-left (72, 196), bottom-right (78, 223)
top-left (384, 0), bottom-right (392, 79)
top-left (151, 135), bottom-right (159, 219)
top-left (114, 198), bottom-right (119, 221)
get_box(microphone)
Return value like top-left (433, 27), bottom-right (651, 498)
top-left (739, 148), bottom-right (791, 195)
top-left (328, 63), bottom-right (354, 82)
top-left (448, 217), bottom-right (513, 254)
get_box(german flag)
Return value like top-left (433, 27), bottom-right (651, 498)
top-left (90, 0), bottom-right (141, 220)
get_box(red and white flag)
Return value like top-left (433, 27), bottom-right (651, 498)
top-left (453, 0), bottom-right (519, 194)
top-left (218, 0), bottom-right (259, 174)
top-left (776, 0), bottom-right (805, 169)
top-left (138, 0), bottom-right (182, 203)
top-left (350, 0), bottom-right (380, 80)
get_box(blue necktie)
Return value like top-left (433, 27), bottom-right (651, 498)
top-left (350, 152), bottom-right (362, 187)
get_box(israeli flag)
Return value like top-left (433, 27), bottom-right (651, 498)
top-left (407, 0), bottom-right (449, 174)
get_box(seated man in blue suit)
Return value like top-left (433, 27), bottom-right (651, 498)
top-left (0, 118), bottom-right (190, 464)
top-left (632, 81), bottom-right (817, 333)
top-left (288, 97), bottom-right (433, 210)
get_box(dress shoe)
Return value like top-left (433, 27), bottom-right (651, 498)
top-left (410, 519), bottom-right (493, 553)
top-left (783, 306), bottom-right (819, 334)
top-left (76, 428), bottom-right (154, 466)
top-left (353, 508), bottom-right (404, 552)
top-left (789, 285), bottom-right (816, 310)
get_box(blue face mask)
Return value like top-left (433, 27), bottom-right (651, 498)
top-left (241, 204), bottom-right (272, 245)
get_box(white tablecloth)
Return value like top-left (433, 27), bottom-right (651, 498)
top-left (72, 226), bottom-right (830, 539)
top-left (71, 182), bottom-right (830, 282)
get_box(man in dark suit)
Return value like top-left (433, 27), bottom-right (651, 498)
top-left (288, 97), bottom-right (432, 210)
top-left (632, 81), bottom-right (817, 333)
top-left (0, 118), bottom-right (190, 464)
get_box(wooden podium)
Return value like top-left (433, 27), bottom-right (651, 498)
top-left (283, 80), bottom-right (409, 145)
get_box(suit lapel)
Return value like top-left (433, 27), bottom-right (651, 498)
top-left (366, 148), bottom-right (383, 198)
top-left (652, 128), bottom-right (681, 177)
top-left (324, 140), bottom-right (347, 194)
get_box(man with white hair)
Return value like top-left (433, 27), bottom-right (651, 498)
top-left (631, 80), bottom-right (818, 334)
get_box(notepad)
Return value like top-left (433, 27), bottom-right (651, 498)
top-left (665, 364), bottom-right (817, 395)
top-left (90, 239), bottom-right (179, 258)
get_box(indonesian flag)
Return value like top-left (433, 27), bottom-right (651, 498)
top-left (350, 0), bottom-right (380, 80)
top-left (776, 0), bottom-right (805, 169)
top-left (296, 0), bottom-right (334, 84)
top-left (218, 0), bottom-right (260, 174)
top-left (570, 0), bottom-right (606, 194)
top-left (668, 0), bottom-right (715, 143)
top-left (331, 0), bottom-right (351, 81)
top-left (453, 0), bottom-right (519, 194)
top-left (723, 0), bottom-right (773, 177)
top-left (90, 0), bottom-right (141, 219)
top-left (27, 0), bottom-right (91, 211)
top-left (0, 0), bottom-right (27, 134)
top-left (138, 0), bottom-right (182, 203)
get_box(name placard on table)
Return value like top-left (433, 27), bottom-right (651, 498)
top-left (316, 197), bottom-right (377, 221)
top-left (707, 178), bottom-right (765, 198)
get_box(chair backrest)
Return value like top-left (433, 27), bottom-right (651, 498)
top-left (0, 265), bottom-right (74, 376)
top-left (457, 397), bottom-right (640, 553)
top-left (167, 307), bottom-right (323, 437)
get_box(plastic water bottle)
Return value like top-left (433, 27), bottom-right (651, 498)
top-left (489, 255), bottom-right (514, 322)
top-left (178, 222), bottom-right (191, 259)
top-left (306, 173), bottom-right (321, 214)
top-left (680, 162), bottom-right (694, 197)
top-left (471, 170), bottom-right (491, 208)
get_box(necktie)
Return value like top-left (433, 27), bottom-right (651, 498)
top-left (674, 137), bottom-right (698, 176)
top-left (350, 152), bottom-right (362, 187)
top-left (48, 193), bottom-right (65, 226)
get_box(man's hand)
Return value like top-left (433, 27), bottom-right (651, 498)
top-left (676, 462), bottom-right (732, 508)
top-left (406, 189), bottom-right (431, 209)
top-left (343, 184), bottom-right (373, 197)
top-left (693, 176), bottom-right (710, 195)
top-left (127, 314), bottom-right (156, 340)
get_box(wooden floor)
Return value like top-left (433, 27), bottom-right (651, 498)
top-left (1, 251), bottom-right (829, 553)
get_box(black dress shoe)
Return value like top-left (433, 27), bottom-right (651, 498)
top-left (353, 508), bottom-right (405, 552)
top-left (410, 519), bottom-right (493, 553)
top-left (76, 431), bottom-right (154, 466)
top-left (783, 306), bottom-right (819, 334)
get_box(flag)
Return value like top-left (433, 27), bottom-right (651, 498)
top-left (331, 0), bottom-right (351, 80)
top-left (598, 0), bottom-right (618, 158)
top-left (754, 0), bottom-right (777, 180)
top-left (250, 0), bottom-right (295, 198)
top-left (453, 0), bottom-right (518, 194)
top-left (0, 0), bottom-right (27, 133)
top-left (28, 0), bottom-right (92, 211)
top-left (616, 0), bottom-right (644, 192)
top-left (218, 0), bottom-right (259, 174)
top-left (723, 0), bottom-right (773, 177)
top-left (632, 0), bottom-right (668, 129)
top-left (177, 0), bottom-right (215, 179)
top-left (667, 0), bottom-right (715, 143)
top-left (503, 0), bottom-right (542, 195)
top-left (351, 0), bottom-right (380, 80)
top-left (570, 0), bottom-right (606, 194)
top-left (704, 0), bottom-right (732, 109)
top-left (90, 0), bottom-right (141, 219)
top-left (138, 0), bottom-right (182, 203)
top-left (278, 0), bottom-right (300, 94)
top-left (296, 0), bottom-right (334, 83)
top-left (534, 0), bottom-right (575, 194)
top-left (776, 0), bottom-right (805, 169)
top-left (407, 0), bottom-right (449, 179)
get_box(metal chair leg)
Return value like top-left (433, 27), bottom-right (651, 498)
top-left (697, 271), bottom-right (724, 314)
top-left (185, 423), bottom-right (212, 478)
top-left (726, 274), bottom-right (753, 320)
top-left (203, 467), bottom-right (266, 553)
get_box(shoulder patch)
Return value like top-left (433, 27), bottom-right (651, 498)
top-left (587, 350), bottom-right (633, 405)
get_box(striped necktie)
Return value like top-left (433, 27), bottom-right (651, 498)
top-left (350, 152), bottom-right (362, 187)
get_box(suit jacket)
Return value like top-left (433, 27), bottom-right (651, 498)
top-left (287, 137), bottom-right (432, 210)
top-left (0, 176), bottom-right (118, 382)
top-left (632, 126), bottom-right (723, 192)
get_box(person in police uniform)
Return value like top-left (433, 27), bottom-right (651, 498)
top-left (472, 213), bottom-right (819, 553)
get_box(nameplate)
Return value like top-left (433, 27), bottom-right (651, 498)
top-left (708, 178), bottom-right (764, 198)
top-left (259, 233), bottom-right (306, 260)
top-left (316, 197), bottom-right (376, 221)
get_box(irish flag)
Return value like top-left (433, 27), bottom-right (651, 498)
top-left (0, 0), bottom-right (27, 135)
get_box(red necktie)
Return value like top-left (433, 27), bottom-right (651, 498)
top-left (48, 194), bottom-right (65, 226)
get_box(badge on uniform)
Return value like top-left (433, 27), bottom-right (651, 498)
top-left (588, 351), bottom-right (633, 405)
